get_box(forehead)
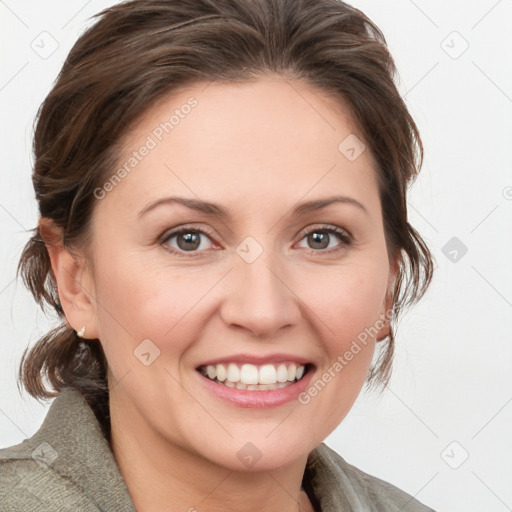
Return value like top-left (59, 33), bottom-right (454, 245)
top-left (98, 77), bottom-right (380, 219)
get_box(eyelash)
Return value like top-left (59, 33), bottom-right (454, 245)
top-left (159, 224), bottom-right (353, 258)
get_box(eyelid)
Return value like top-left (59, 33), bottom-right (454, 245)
top-left (299, 223), bottom-right (352, 241)
top-left (160, 224), bottom-right (217, 240)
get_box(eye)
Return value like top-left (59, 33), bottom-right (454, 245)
top-left (159, 224), bottom-right (352, 257)
top-left (296, 225), bottom-right (352, 253)
top-left (160, 226), bottom-right (216, 256)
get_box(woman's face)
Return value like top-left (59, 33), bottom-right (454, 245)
top-left (85, 77), bottom-right (394, 471)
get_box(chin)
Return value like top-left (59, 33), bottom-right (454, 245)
top-left (188, 427), bottom-right (319, 473)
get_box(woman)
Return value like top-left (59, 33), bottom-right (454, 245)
top-left (0, 0), bottom-right (435, 510)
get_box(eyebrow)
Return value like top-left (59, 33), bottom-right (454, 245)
top-left (138, 195), bottom-right (369, 218)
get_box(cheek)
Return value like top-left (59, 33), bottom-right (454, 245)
top-left (296, 258), bottom-right (389, 347)
top-left (91, 256), bottom-right (219, 358)
top-left (294, 261), bottom-right (386, 431)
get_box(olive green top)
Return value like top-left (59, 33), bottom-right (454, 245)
top-left (0, 387), bottom-right (435, 511)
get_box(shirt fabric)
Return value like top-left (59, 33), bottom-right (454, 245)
top-left (0, 387), bottom-right (436, 511)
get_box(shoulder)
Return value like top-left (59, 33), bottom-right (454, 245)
top-left (308, 443), bottom-right (437, 511)
top-left (0, 439), bottom-right (99, 511)
top-left (0, 388), bottom-right (134, 512)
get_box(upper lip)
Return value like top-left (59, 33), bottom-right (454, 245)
top-left (196, 353), bottom-right (312, 368)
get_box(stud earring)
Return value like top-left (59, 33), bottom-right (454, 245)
top-left (76, 326), bottom-right (86, 338)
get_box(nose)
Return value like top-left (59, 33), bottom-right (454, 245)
top-left (219, 249), bottom-right (301, 338)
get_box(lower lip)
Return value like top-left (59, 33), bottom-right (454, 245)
top-left (196, 367), bottom-right (315, 408)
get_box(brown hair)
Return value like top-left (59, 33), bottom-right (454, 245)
top-left (17, 0), bottom-right (434, 415)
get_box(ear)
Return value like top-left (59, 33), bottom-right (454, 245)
top-left (39, 218), bottom-right (99, 340)
top-left (376, 255), bottom-right (399, 342)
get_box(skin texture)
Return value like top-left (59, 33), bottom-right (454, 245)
top-left (42, 77), bottom-right (396, 512)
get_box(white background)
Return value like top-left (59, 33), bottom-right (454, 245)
top-left (1, 1), bottom-right (511, 511)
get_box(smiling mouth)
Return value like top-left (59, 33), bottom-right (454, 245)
top-left (197, 362), bottom-right (312, 391)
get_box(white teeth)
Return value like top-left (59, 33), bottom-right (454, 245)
top-left (200, 361), bottom-right (308, 389)
top-left (240, 364), bottom-right (259, 385)
top-left (206, 365), bottom-right (216, 380)
top-left (259, 364), bottom-right (277, 384)
top-left (219, 380), bottom-right (293, 391)
top-left (227, 363), bottom-right (240, 383)
top-left (276, 364), bottom-right (288, 383)
top-left (216, 364), bottom-right (227, 382)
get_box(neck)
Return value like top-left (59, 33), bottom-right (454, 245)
top-left (109, 390), bottom-right (315, 512)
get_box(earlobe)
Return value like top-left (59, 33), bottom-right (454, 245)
top-left (376, 257), bottom-right (399, 342)
top-left (376, 299), bottom-right (392, 342)
top-left (38, 218), bottom-right (99, 339)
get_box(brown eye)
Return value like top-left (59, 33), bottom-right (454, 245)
top-left (297, 225), bottom-right (352, 253)
top-left (161, 228), bottom-right (215, 255)
top-left (307, 231), bottom-right (330, 250)
top-left (176, 232), bottom-right (201, 251)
